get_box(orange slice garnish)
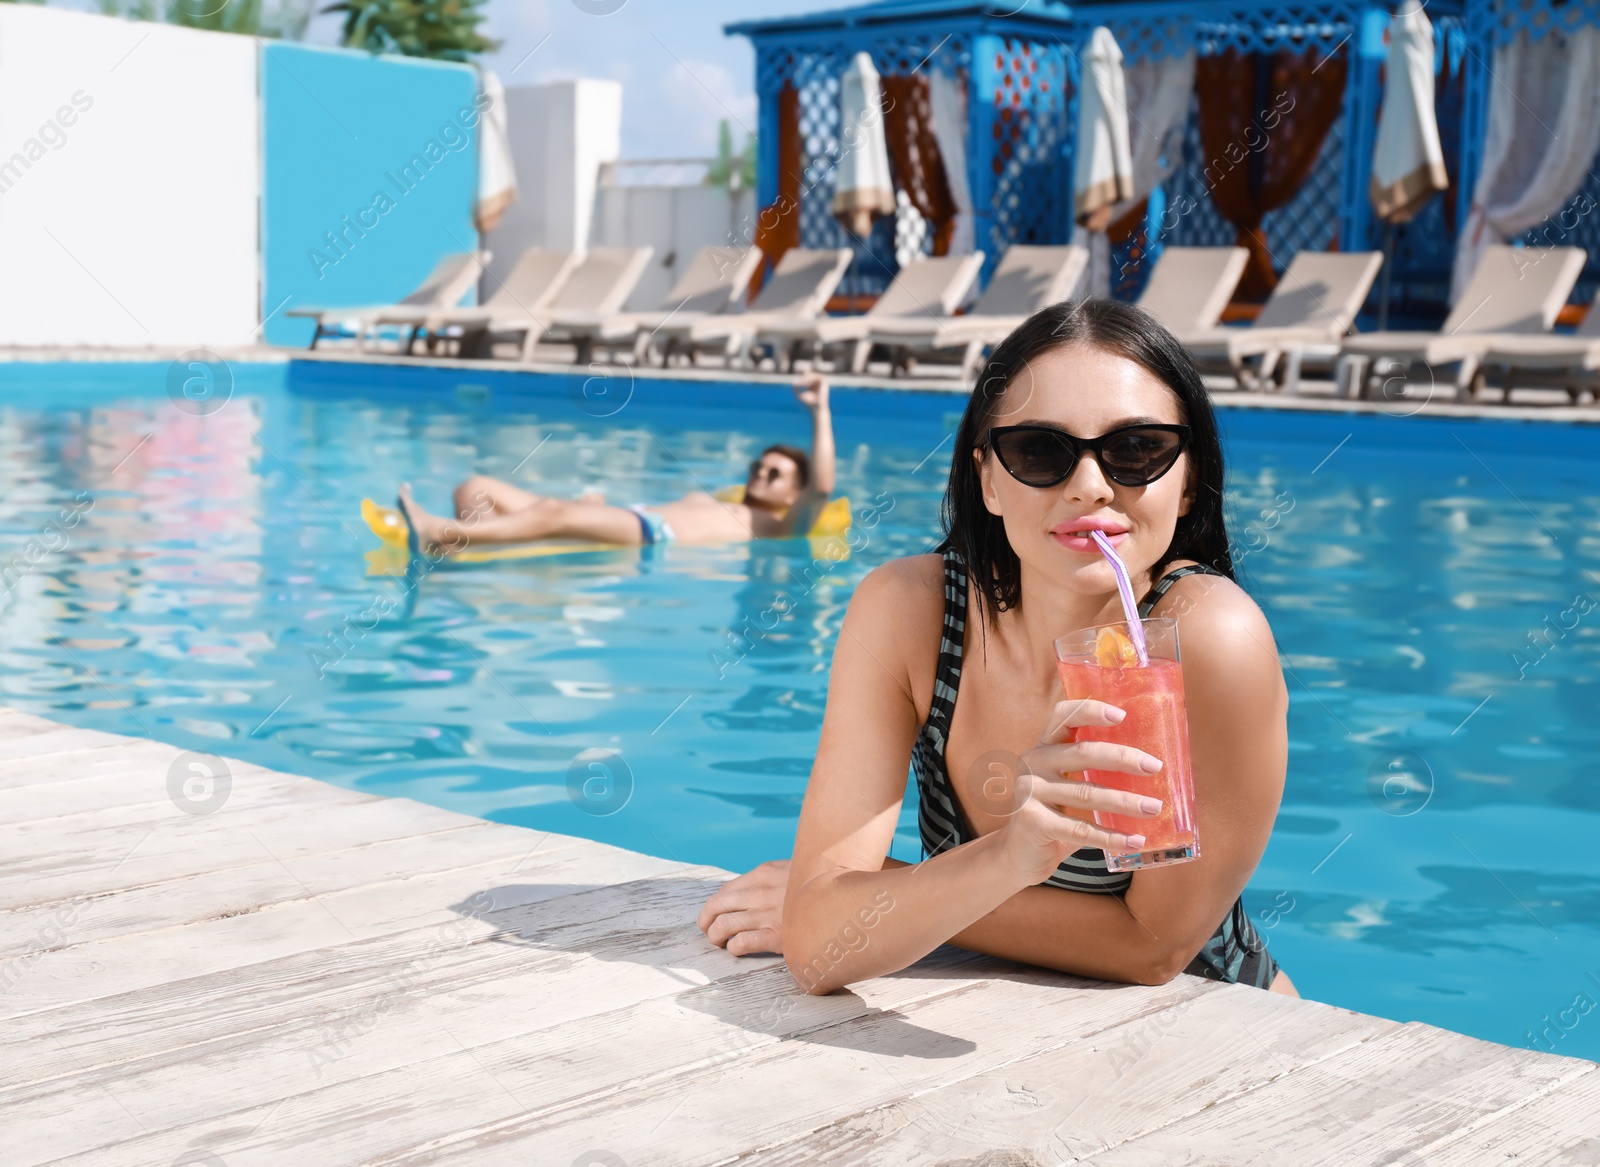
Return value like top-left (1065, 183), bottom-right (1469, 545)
top-left (1095, 626), bottom-right (1140, 668)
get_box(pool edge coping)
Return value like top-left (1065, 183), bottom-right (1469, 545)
top-left (4, 345), bottom-right (1600, 425)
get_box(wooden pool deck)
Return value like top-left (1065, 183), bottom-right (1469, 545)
top-left (3, 709), bottom-right (1594, 1165)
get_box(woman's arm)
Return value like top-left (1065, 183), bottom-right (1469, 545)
top-left (782, 559), bottom-right (1162, 995)
top-left (945, 575), bottom-right (1289, 982)
top-left (781, 557), bottom-right (1006, 992)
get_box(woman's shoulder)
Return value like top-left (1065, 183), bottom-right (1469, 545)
top-left (850, 551), bottom-right (947, 620)
top-left (1153, 562), bottom-right (1281, 682)
top-left (840, 552), bottom-right (948, 719)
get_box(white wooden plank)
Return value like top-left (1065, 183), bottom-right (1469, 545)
top-left (6, 947), bottom-right (992, 1165)
top-left (25, 951), bottom-right (1001, 1167)
top-left (0, 819), bottom-right (571, 950)
top-left (0, 793), bottom-right (482, 910)
top-left (1078, 1021), bottom-right (1594, 1165)
top-left (0, 833), bottom-right (691, 1020)
top-left (3, 871), bottom-right (724, 1088)
top-left (0, 725), bottom-right (131, 762)
top-left (346, 966), bottom-right (1219, 1166)
top-left (0, 709), bottom-right (69, 740)
top-left (3, 875), bottom-right (787, 1163)
top-left (729, 982), bottom-right (1400, 1165)
top-left (0, 738), bottom-right (200, 793)
top-left (31, 953), bottom-right (1202, 1167)
top-left (0, 757), bottom-right (276, 822)
top-left (0, 764), bottom-right (373, 853)
top-left (0, 766), bottom-right (363, 836)
top-left (1414, 1066), bottom-right (1600, 1166)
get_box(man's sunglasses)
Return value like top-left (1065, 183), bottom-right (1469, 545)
top-left (985, 423), bottom-right (1192, 488)
top-left (748, 459), bottom-right (785, 483)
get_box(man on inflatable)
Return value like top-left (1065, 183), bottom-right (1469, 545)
top-left (394, 374), bottom-right (838, 559)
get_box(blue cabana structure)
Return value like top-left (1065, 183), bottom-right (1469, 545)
top-left (1089, 0), bottom-right (1466, 319)
top-left (727, 1), bottom-right (1085, 301)
top-left (728, 0), bottom-right (1478, 325)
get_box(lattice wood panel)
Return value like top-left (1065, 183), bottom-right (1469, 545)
top-left (1487, 0), bottom-right (1600, 43)
top-left (982, 37), bottom-right (1074, 262)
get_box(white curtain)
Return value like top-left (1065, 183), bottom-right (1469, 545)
top-left (928, 70), bottom-right (974, 256)
top-left (1451, 27), bottom-right (1600, 302)
top-left (1076, 49), bottom-right (1194, 298)
top-left (1108, 51), bottom-right (1197, 225)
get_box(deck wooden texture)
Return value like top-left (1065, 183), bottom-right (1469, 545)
top-left (1, 710), bottom-right (1592, 1165)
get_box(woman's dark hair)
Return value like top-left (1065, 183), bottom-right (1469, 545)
top-left (941, 297), bottom-right (1232, 622)
top-left (758, 443), bottom-right (810, 488)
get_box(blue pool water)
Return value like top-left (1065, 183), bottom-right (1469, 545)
top-left (3, 359), bottom-right (1598, 1062)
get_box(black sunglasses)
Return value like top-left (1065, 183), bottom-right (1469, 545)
top-left (748, 459), bottom-right (784, 484)
top-left (986, 423), bottom-right (1192, 488)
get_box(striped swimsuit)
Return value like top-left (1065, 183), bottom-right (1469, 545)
top-left (911, 546), bottom-right (1281, 989)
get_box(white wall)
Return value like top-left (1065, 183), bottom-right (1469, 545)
top-left (592, 182), bottom-right (756, 309)
top-left (0, 7), bottom-right (260, 347)
top-left (484, 79), bottom-right (621, 293)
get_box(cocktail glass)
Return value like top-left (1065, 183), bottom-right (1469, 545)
top-left (1054, 617), bottom-right (1200, 872)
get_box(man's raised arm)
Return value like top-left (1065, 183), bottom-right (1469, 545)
top-left (795, 373), bottom-right (835, 499)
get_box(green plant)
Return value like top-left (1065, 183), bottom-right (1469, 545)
top-left (95, 0), bottom-right (159, 16)
top-left (91, 0), bottom-right (315, 36)
top-left (705, 120), bottom-right (756, 191)
top-left (166, 0), bottom-right (263, 33)
top-left (323, 0), bottom-right (499, 61)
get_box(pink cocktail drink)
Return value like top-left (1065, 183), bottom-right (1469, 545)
top-left (1053, 618), bottom-right (1200, 872)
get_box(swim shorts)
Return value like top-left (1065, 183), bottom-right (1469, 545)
top-left (626, 504), bottom-right (676, 545)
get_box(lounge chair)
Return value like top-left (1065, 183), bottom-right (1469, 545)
top-left (286, 252), bottom-right (486, 351)
top-left (538, 246), bottom-right (764, 366)
top-left (671, 248), bottom-right (853, 367)
top-left (1180, 250), bottom-right (1384, 393)
top-left (751, 252), bottom-right (987, 373)
top-left (422, 248), bottom-right (578, 358)
top-left (432, 247), bottom-right (653, 363)
top-left (1474, 294), bottom-right (1600, 404)
top-left (1338, 244), bottom-right (1586, 401)
top-left (1134, 246), bottom-right (1250, 335)
top-left (861, 245), bottom-right (1089, 379)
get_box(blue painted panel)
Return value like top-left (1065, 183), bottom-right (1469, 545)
top-left (261, 44), bottom-right (480, 347)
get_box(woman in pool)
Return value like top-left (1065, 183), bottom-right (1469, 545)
top-left (396, 376), bottom-right (835, 556)
top-left (696, 299), bottom-right (1298, 997)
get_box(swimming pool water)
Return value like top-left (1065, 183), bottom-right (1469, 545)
top-left (3, 359), bottom-right (1597, 1063)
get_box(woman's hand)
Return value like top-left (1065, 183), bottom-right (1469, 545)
top-left (995, 698), bottom-right (1166, 886)
top-left (696, 859), bottom-right (789, 956)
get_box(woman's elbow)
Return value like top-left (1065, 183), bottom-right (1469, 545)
top-left (780, 909), bottom-right (833, 994)
top-left (1138, 946), bottom-right (1194, 987)
top-left (784, 950), bottom-right (841, 995)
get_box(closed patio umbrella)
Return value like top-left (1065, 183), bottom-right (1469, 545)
top-left (831, 51), bottom-right (896, 239)
top-left (474, 69), bottom-right (519, 233)
top-left (1370, 0), bottom-right (1449, 326)
top-left (1074, 26), bottom-right (1135, 233)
